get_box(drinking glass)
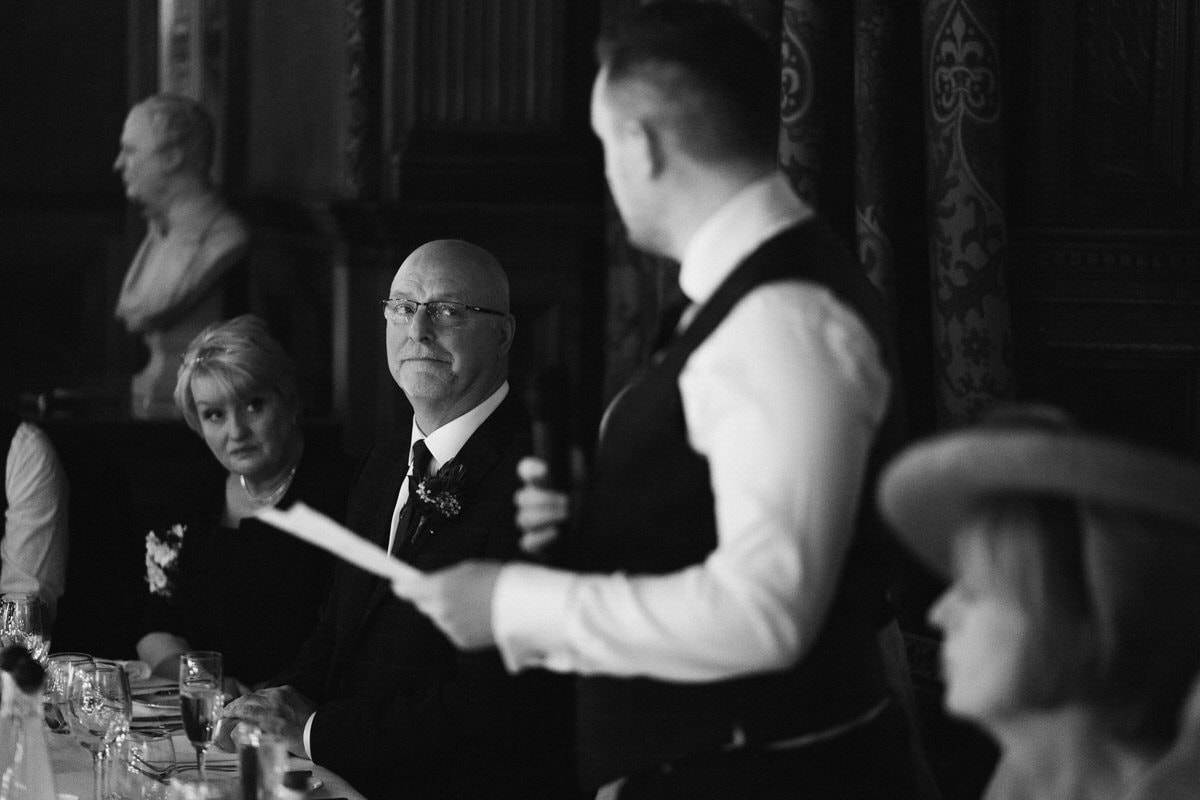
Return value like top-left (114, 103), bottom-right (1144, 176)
top-left (67, 659), bottom-right (133, 800)
top-left (44, 651), bottom-right (92, 734)
top-left (115, 727), bottom-right (179, 799)
top-left (179, 651), bottom-right (223, 780)
top-left (0, 592), bottom-right (49, 665)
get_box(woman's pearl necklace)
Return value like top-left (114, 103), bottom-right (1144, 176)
top-left (240, 466), bottom-right (297, 505)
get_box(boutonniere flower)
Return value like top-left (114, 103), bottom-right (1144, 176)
top-left (414, 462), bottom-right (466, 521)
top-left (145, 523), bottom-right (186, 598)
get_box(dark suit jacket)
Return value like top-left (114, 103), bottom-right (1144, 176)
top-left (270, 391), bottom-right (577, 799)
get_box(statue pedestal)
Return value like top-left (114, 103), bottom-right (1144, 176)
top-left (129, 332), bottom-right (184, 420)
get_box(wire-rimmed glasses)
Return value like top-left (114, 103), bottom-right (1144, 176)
top-left (380, 297), bottom-right (506, 327)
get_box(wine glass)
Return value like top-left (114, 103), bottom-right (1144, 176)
top-left (0, 593), bottom-right (49, 665)
top-left (115, 727), bottom-right (179, 799)
top-left (44, 651), bottom-right (92, 734)
top-left (67, 659), bottom-right (133, 800)
top-left (179, 651), bottom-right (223, 780)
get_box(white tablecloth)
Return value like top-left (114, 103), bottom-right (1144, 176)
top-left (48, 677), bottom-right (366, 800)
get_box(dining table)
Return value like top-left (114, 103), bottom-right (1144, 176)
top-left (47, 669), bottom-right (366, 800)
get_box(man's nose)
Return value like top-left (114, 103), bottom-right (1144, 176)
top-left (407, 308), bottom-right (436, 340)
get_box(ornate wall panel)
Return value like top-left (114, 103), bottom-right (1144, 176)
top-left (386, 0), bottom-right (565, 140)
top-left (1009, 0), bottom-right (1200, 453)
top-left (921, 0), bottom-right (1015, 425)
top-left (1015, 0), bottom-right (1198, 229)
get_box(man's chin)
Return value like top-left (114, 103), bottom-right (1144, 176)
top-left (398, 368), bottom-right (453, 399)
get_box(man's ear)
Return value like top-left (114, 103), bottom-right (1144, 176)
top-left (496, 314), bottom-right (516, 357)
top-left (620, 118), bottom-right (666, 181)
top-left (158, 145), bottom-right (184, 173)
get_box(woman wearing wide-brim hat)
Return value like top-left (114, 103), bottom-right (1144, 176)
top-left (877, 404), bottom-right (1200, 800)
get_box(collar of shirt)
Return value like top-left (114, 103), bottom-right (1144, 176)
top-left (678, 171), bottom-right (814, 307)
top-left (409, 381), bottom-right (510, 473)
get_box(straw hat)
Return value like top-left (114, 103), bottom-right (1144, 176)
top-left (877, 404), bottom-right (1200, 577)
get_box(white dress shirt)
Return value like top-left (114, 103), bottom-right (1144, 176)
top-left (303, 381), bottom-right (509, 755)
top-left (492, 172), bottom-right (891, 681)
top-left (385, 382), bottom-right (510, 554)
top-left (3, 422), bottom-right (69, 627)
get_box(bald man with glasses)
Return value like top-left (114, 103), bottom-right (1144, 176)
top-left (221, 239), bottom-right (579, 800)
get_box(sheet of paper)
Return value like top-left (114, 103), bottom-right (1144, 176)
top-left (256, 502), bottom-right (421, 589)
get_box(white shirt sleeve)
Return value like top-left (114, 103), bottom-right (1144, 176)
top-left (493, 284), bottom-right (890, 681)
top-left (3, 422), bottom-right (69, 626)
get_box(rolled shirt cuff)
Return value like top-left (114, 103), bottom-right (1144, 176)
top-left (492, 562), bottom-right (575, 674)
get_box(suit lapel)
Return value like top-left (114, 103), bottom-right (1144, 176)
top-left (335, 434), bottom-right (412, 671)
top-left (356, 393), bottom-right (521, 622)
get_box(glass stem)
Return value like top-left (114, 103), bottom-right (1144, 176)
top-left (92, 748), bottom-right (107, 800)
top-left (195, 745), bottom-right (207, 780)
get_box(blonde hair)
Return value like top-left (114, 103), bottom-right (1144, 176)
top-left (174, 315), bottom-right (298, 434)
top-left (969, 494), bottom-right (1200, 746)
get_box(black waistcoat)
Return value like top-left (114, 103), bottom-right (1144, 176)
top-left (571, 218), bottom-right (906, 789)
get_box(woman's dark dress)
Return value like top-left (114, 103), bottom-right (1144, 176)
top-left (142, 445), bottom-right (352, 686)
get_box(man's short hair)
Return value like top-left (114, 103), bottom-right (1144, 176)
top-left (595, 0), bottom-right (779, 165)
top-left (136, 93), bottom-right (216, 177)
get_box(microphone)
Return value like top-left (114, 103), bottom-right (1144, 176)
top-left (525, 365), bottom-right (574, 491)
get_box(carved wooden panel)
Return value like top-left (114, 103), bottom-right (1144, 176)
top-left (1007, 0), bottom-right (1200, 453)
top-left (1014, 0), bottom-right (1198, 229)
top-left (1010, 234), bottom-right (1200, 452)
top-left (387, 0), bottom-right (566, 136)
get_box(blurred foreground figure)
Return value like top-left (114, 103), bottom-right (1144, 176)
top-left (398, 4), bottom-right (920, 798)
top-left (114, 93), bottom-right (249, 419)
top-left (1, 411), bottom-right (67, 627)
top-left (879, 404), bottom-right (1200, 800)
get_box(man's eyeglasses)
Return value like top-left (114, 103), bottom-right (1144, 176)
top-left (380, 298), bottom-right (506, 327)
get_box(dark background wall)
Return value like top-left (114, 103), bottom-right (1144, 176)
top-left (1006, 0), bottom-right (1200, 457)
top-left (2, 1), bottom-right (1197, 459)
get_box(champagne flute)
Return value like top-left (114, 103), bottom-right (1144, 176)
top-left (0, 593), bottom-right (49, 665)
top-left (67, 660), bottom-right (133, 800)
top-left (44, 651), bottom-right (92, 734)
top-left (179, 651), bottom-right (223, 780)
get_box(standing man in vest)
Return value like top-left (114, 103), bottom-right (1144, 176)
top-left (114, 94), bottom-right (250, 419)
top-left (399, 3), bottom-right (917, 797)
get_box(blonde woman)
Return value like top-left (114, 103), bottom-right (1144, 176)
top-left (137, 315), bottom-right (351, 689)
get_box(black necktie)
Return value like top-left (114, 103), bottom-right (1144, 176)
top-left (651, 294), bottom-right (691, 355)
top-left (394, 439), bottom-right (432, 552)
